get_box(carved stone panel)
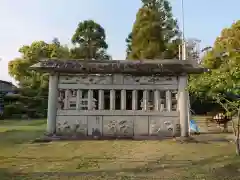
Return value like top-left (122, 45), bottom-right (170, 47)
top-left (87, 116), bottom-right (103, 136)
top-left (134, 116), bottom-right (149, 136)
top-left (149, 116), bottom-right (176, 137)
top-left (56, 116), bottom-right (87, 135)
top-left (103, 116), bottom-right (133, 137)
top-left (59, 75), bottom-right (113, 84)
top-left (112, 74), bottom-right (124, 84)
top-left (123, 75), bottom-right (177, 85)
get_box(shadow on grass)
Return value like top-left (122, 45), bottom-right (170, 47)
top-left (199, 131), bottom-right (233, 135)
top-left (0, 129), bottom-right (44, 145)
top-left (0, 168), bottom-right (32, 180)
top-left (34, 135), bottom-right (231, 144)
top-left (0, 119), bottom-right (46, 127)
top-left (214, 162), bottom-right (240, 178)
top-left (1, 155), bottom-right (239, 180)
top-left (26, 120), bottom-right (46, 126)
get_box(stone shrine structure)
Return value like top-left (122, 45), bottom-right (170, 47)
top-left (31, 59), bottom-right (206, 139)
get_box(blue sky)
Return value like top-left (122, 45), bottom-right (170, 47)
top-left (0, 0), bottom-right (239, 82)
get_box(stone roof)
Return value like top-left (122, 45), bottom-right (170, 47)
top-left (30, 59), bottom-right (208, 75)
top-left (0, 80), bottom-right (16, 92)
top-left (0, 80), bottom-right (14, 86)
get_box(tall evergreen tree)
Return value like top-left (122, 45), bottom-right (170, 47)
top-left (71, 20), bottom-right (111, 60)
top-left (126, 0), bottom-right (180, 60)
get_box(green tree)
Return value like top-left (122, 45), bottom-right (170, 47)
top-left (126, 0), bottom-right (180, 59)
top-left (71, 20), bottom-right (111, 60)
top-left (189, 21), bottom-right (240, 100)
top-left (188, 21), bottom-right (240, 154)
top-left (50, 38), bottom-right (70, 59)
top-left (125, 33), bottom-right (133, 59)
top-left (8, 40), bottom-right (70, 118)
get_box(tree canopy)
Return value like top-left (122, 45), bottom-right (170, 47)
top-left (6, 39), bottom-right (71, 118)
top-left (9, 39), bottom-right (70, 82)
top-left (71, 20), bottom-right (111, 60)
top-left (189, 21), bottom-right (240, 113)
top-left (3, 13), bottom-right (240, 119)
top-left (4, 20), bottom-right (111, 118)
top-left (126, 0), bottom-right (180, 60)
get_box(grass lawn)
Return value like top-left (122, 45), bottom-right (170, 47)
top-left (0, 119), bottom-right (240, 180)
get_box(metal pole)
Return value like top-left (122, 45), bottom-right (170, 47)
top-left (181, 0), bottom-right (186, 60)
top-left (180, 0), bottom-right (190, 136)
top-left (181, 0), bottom-right (185, 41)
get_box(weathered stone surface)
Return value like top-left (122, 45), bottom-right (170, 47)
top-left (30, 59), bottom-right (207, 75)
top-left (123, 75), bottom-right (177, 85)
top-left (59, 74), bottom-right (113, 84)
top-left (134, 116), bottom-right (149, 136)
top-left (32, 59), bottom-right (204, 139)
top-left (149, 117), bottom-right (177, 137)
top-left (56, 116), bottom-right (87, 135)
top-left (103, 116), bottom-right (134, 137)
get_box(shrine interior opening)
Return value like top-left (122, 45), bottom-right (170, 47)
top-left (58, 88), bottom-right (178, 111)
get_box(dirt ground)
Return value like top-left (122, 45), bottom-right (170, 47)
top-left (0, 119), bottom-right (239, 180)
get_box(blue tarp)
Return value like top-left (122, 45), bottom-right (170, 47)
top-left (190, 119), bottom-right (200, 133)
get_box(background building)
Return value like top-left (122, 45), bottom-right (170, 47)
top-left (0, 80), bottom-right (16, 116)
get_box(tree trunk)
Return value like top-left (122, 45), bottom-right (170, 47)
top-left (231, 119), bottom-right (236, 136)
top-left (87, 38), bottom-right (93, 60)
top-left (223, 123), bottom-right (228, 132)
top-left (236, 108), bottom-right (240, 156)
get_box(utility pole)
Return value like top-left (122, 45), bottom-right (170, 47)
top-left (181, 0), bottom-right (186, 61)
top-left (178, 0), bottom-right (190, 137)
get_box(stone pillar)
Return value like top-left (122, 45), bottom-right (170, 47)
top-left (187, 93), bottom-right (191, 133)
top-left (47, 74), bottom-right (59, 134)
top-left (98, 90), bottom-right (104, 110)
top-left (132, 90), bottom-right (138, 110)
top-left (76, 89), bottom-right (82, 110)
top-left (110, 90), bottom-right (116, 110)
top-left (64, 89), bottom-right (70, 109)
top-left (121, 90), bottom-right (126, 110)
top-left (160, 103), bottom-right (165, 112)
top-left (166, 90), bottom-right (172, 112)
top-left (88, 89), bottom-right (93, 110)
top-left (178, 75), bottom-right (189, 137)
top-left (175, 93), bottom-right (179, 111)
top-left (143, 90), bottom-right (149, 111)
top-left (154, 90), bottom-right (160, 111)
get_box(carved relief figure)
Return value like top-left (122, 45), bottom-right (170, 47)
top-left (176, 124), bottom-right (181, 133)
top-left (58, 90), bottom-right (65, 110)
top-left (123, 75), bottom-right (177, 85)
top-left (140, 99), bottom-right (154, 110)
top-left (57, 121), bottom-right (70, 132)
top-left (164, 121), bottom-right (174, 132)
top-left (150, 121), bottom-right (161, 134)
top-left (57, 119), bottom-right (87, 135)
top-left (107, 120), bottom-right (131, 135)
top-left (60, 75), bottom-right (112, 84)
top-left (92, 128), bottom-right (101, 137)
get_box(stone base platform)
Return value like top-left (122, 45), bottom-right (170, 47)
top-left (32, 134), bottom-right (178, 143)
top-left (32, 133), bottom-right (237, 144)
